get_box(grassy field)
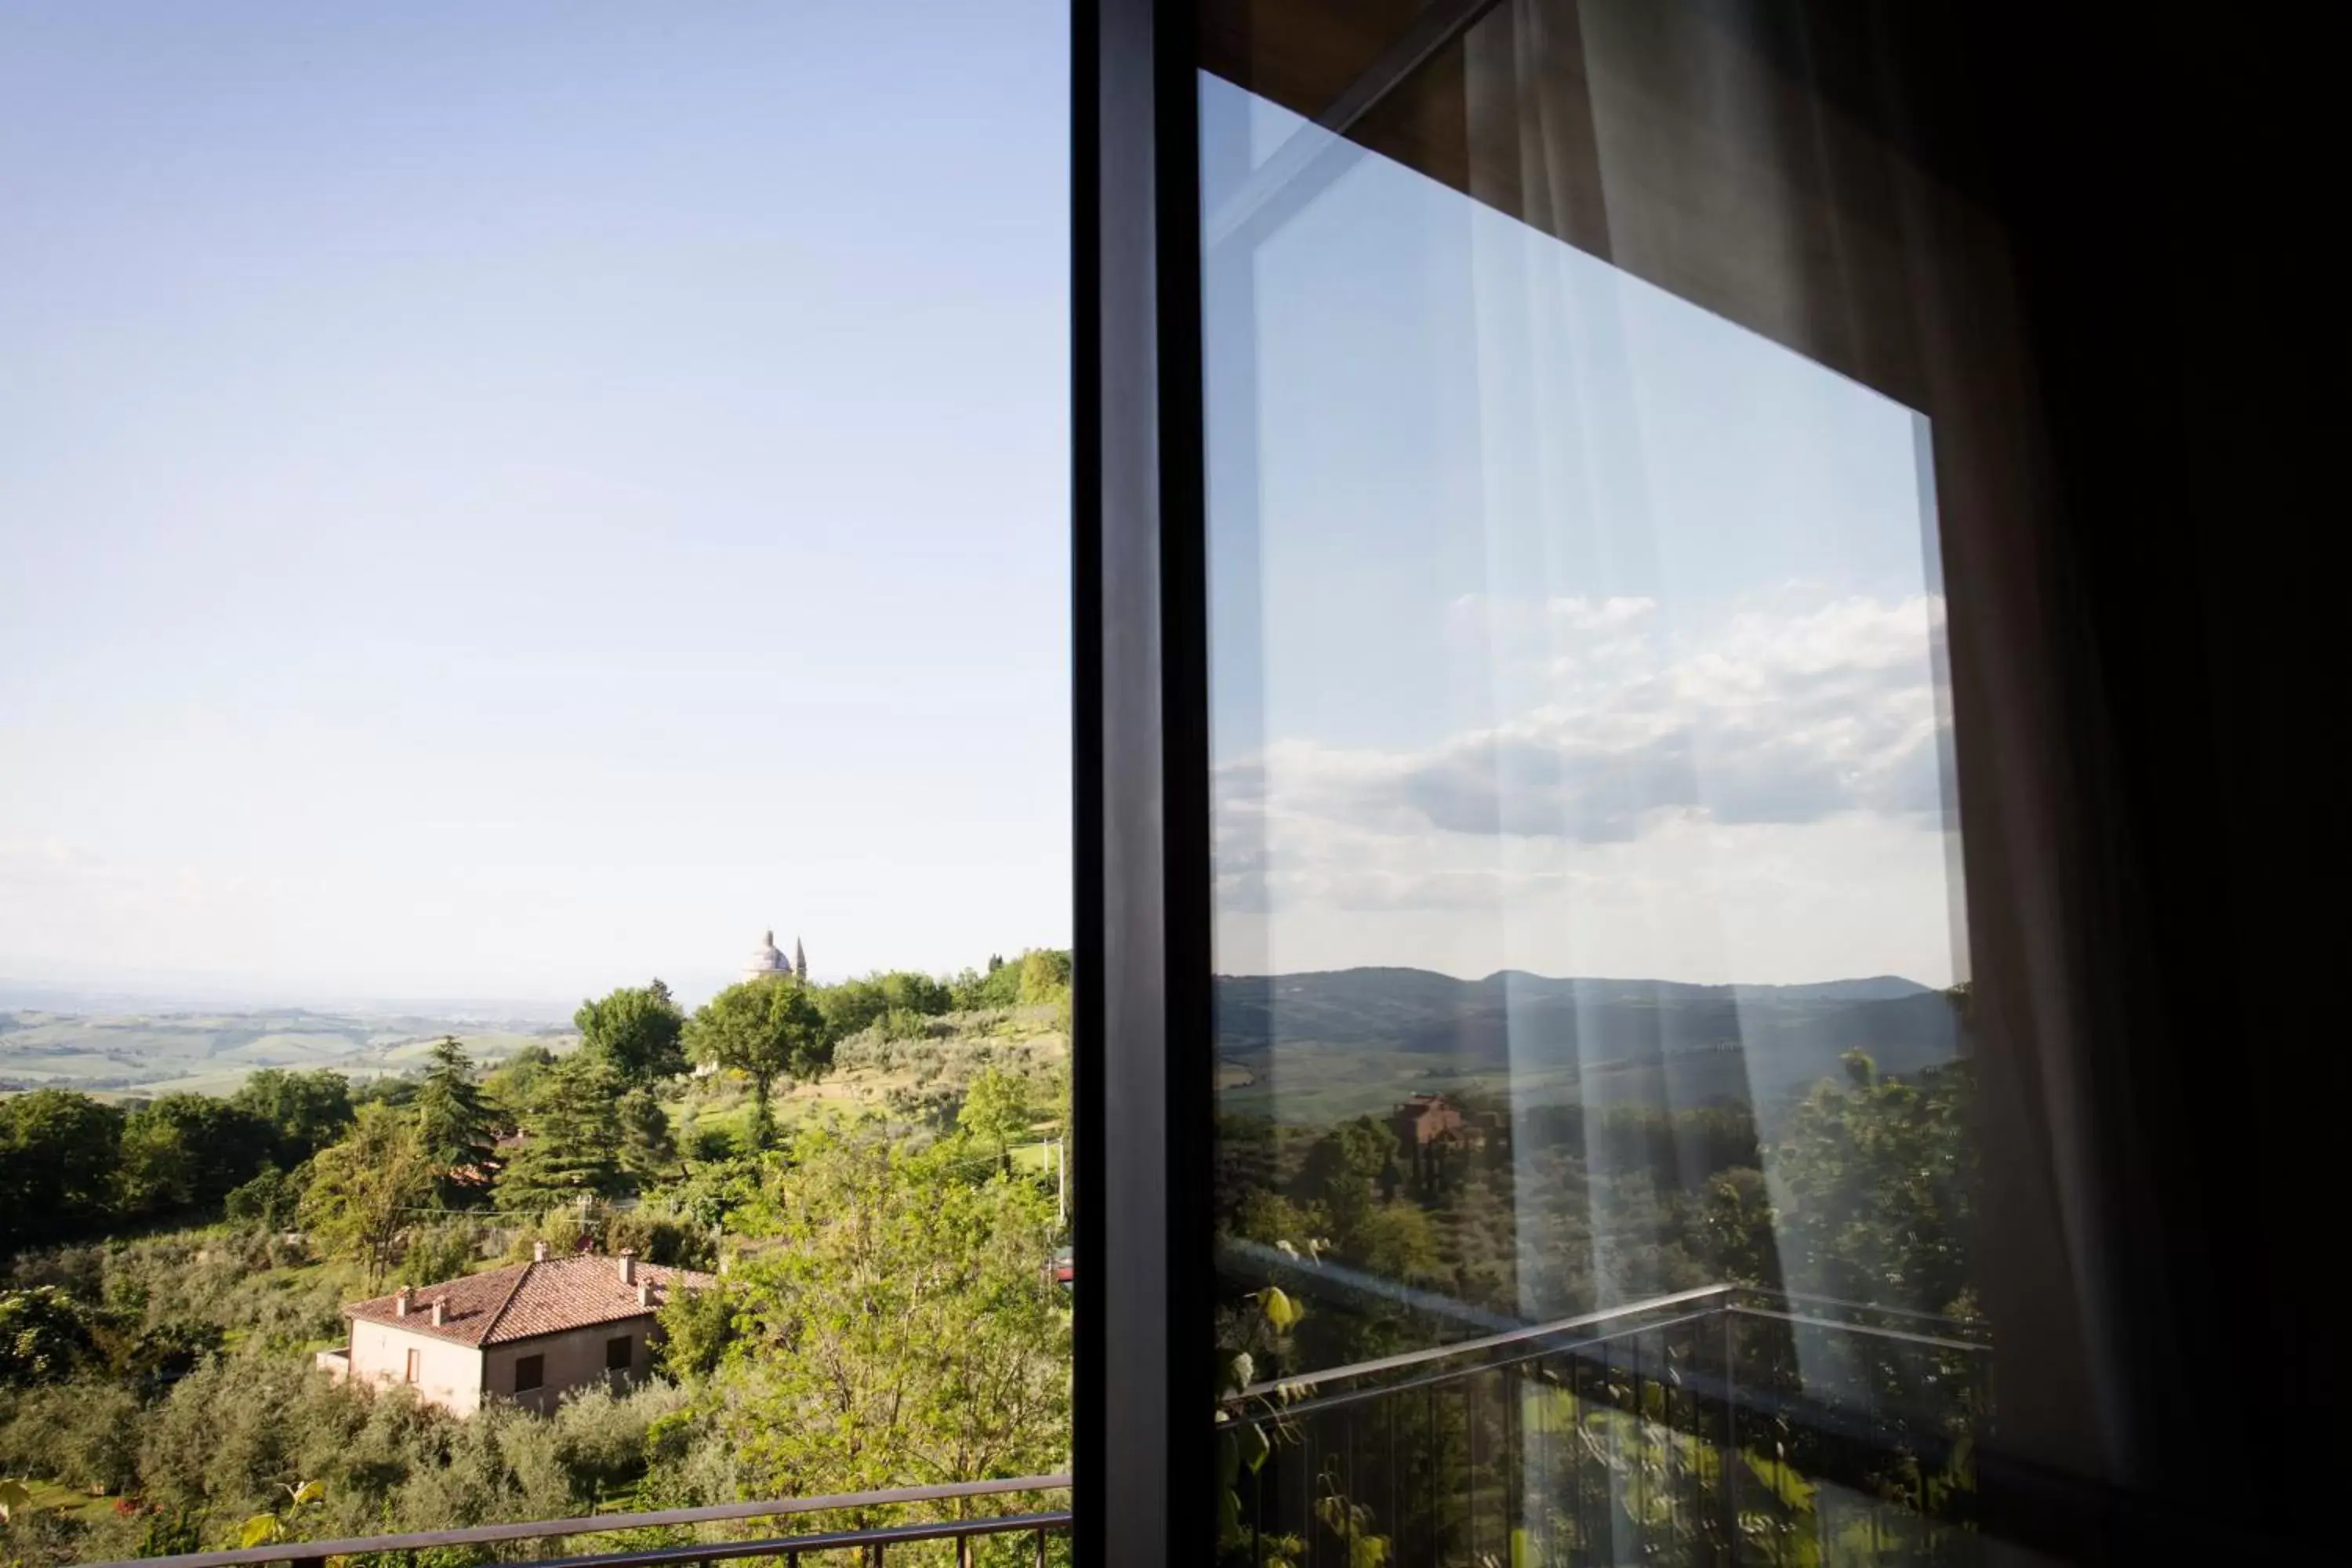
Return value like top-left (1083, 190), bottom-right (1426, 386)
top-left (0, 1010), bottom-right (572, 1098)
top-left (671, 1003), bottom-right (1069, 1151)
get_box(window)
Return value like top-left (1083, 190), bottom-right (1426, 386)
top-left (513, 1356), bottom-right (544, 1394)
top-left (1195, 21), bottom-right (1991, 1536)
top-left (405, 1348), bottom-right (420, 1385)
top-left (605, 1335), bottom-right (633, 1372)
top-left (1082, 0), bottom-right (2342, 1561)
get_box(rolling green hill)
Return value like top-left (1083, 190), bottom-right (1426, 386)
top-left (0, 1009), bottom-right (572, 1097)
top-left (1213, 967), bottom-right (1959, 1125)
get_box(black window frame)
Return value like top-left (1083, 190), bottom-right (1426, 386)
top-left (605, 1334), bottom-right (633, 1372)
top-left (1073, 0), bottom-right (1212, 1561)
top-left (513, 1353), bottom-right (546, 1394)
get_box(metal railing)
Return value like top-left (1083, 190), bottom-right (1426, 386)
top-left (80, 1475), bottom-right (1073, 1568)
top-left (1221, 1286), bottom-right (1989, 1566)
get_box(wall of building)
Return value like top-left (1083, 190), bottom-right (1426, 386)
top-left (347, 1319), bottom-right (488, 1417)
top-left (480, 1316), bottom-right (655, 1416)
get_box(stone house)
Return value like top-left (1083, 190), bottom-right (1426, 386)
top-left (317, 1244), bottom-right (713, 1416)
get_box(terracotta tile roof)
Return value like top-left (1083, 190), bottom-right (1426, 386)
top-left (346, 1254), bottom-right (714, 1348)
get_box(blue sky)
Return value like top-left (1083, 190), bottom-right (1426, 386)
top-left (1201, 76), bottom-right (1965, 987)
top-left (0, 2), bottom-right (1070, 1006)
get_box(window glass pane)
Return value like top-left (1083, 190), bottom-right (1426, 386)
top-left (1203, 6), bottom-right (1985, 1562)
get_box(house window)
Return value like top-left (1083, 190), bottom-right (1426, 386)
top-left (404, 1348), bottom-right (420, 1385)
top-left (604, 1335), bottom-right (633, 1371)
top-left (513, 1354), bottom-right (544, 1393)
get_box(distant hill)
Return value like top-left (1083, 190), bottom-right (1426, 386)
top-left (0, 1008), bottom-right (572, 1098)
top-left (1213, 967), bottom-right (1957, 1126)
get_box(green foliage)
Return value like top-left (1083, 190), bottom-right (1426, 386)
top-left (0, 1379), bottom-right (144, 1495)
top-left (227, 1069), bottom-right (355, 1168)
top-left (394, 1220), bottom-right (485, 1287)
top-left (10, 1345), bottom-right (689, 1556)
top-left (674, 1122), bottom-right (1068, 1502)
top-left (650, 1279), bottom-right (736, 1380)
top-left (1016, 949), bottom-right (1073, 1005)
top-left (684, 978), bottom-right (835, 1149)
top-left (499, 1054), bottom-right (629, 1209)
top-left (1296, 1116), bottom-right (1396, 1241)
top-left (222, 1163), bottom-right (308, 1232)
top-left (956, 1065), bottom-right (1033, 1166)
top-left (112, 1095), bottom-right (277, 1220)
top-left (481, 1043), bottom-right (557, 1123)
top-left (1693, 1165), bottom-right (1779, 1287)
top-left (1769, 1055), bottom-right (1975, 1316)
top-left (413, 1037), bottom-right (498, 1203)
top-left (0, 1288), bottom-right (100, 1388)
top-left (815, 971), bottom-right (954, 1040)
top-left (948, 948), bottom-right (1072, 1011)
top-left (299, 1105), bottom-right (437, 1286)
top-left (0, 1091), bottom-right (123, 1253)
top-left (601, 1204), bottom-right (714, 1272)
top-left (617, 1090), bottom-right (678, 1190)
top-left (575, 982), bottom-right (688, 1086)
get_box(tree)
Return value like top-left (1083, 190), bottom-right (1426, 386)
top-left (1296, 1116), bottom-right (1397, 1246)
top-left (224, 1163), bottom-right (310, 1232)
top-left (575, 980), bottom-right (688, 1086)
top-left (481, 1042), bottom-right (556, 1125)
top-left (815, 971), bottom-right (953, 1040)
top-left (0, 1287), bottom-right (101, 1388)
top-left (300, 1105), bottom-right (437, 1286)
top-left (618, 1087), bottom-right (678, 1189)
top-left (415, 1036), bottom-right (498, 1205)
top-left (229, 1069), bottom-right (354, 1167)
top-left (685, 977), bottom-right (835, 1149)
top-left (0, 1089), bottom-right (123, 1250)
top-left (681, 1125), bottom-right (1068, 1501)
top-left (957, 1065), bottom-right (1033, 1171)
top-left (498, 1053), bottom-right (627, 1208)
top-left (1017, 948), bottom-right (1073, 1004)
top-left (1769, 1053), bottom-right (1975, 1315)
top-left (1693, 1165), bottom-right (1780, 1287)
top-left (114, 1094), bottom-right (276, 1218)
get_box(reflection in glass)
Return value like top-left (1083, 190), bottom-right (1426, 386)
top-left (1204, 38), bottom-right (1980, 1568)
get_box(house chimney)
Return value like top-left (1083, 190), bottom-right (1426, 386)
top-left (618, 1248), bottom-right (637, 1285)
top-left (430, 1297), bottom-right (448, 1327)
top-left (532, 1240), bottom-right (550, 1262)
top-left (395, 1286), bottom-right (414, 1318)
top-left (637, 1282), bottom-right (654, 1308)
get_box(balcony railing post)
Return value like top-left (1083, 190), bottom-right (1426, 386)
top-left (1720, 1303), bottom-right (1739, 1568)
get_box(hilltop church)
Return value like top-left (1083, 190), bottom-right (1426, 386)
top-left (743, 928), bottom-right (808, 984)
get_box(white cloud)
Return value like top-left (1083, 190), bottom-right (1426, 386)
top-left (1213, 592), bottom-right (1962, 983)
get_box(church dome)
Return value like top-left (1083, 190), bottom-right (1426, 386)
top-left (743, 929), bottom-right (790, 982)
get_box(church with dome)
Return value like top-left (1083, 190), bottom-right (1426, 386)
top-left (743, 929), bottom-right (808, 984)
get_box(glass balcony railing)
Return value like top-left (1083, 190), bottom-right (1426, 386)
top-left (1220, 1286), bottom-right (1987, 1567)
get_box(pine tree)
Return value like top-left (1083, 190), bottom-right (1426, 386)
top-left (618, 1088), bottom-right (677, 1189)
top-left (415, 1036), bottom-right (497, 1206)
top-left (498, 1054), bottom-right (626, 1209)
